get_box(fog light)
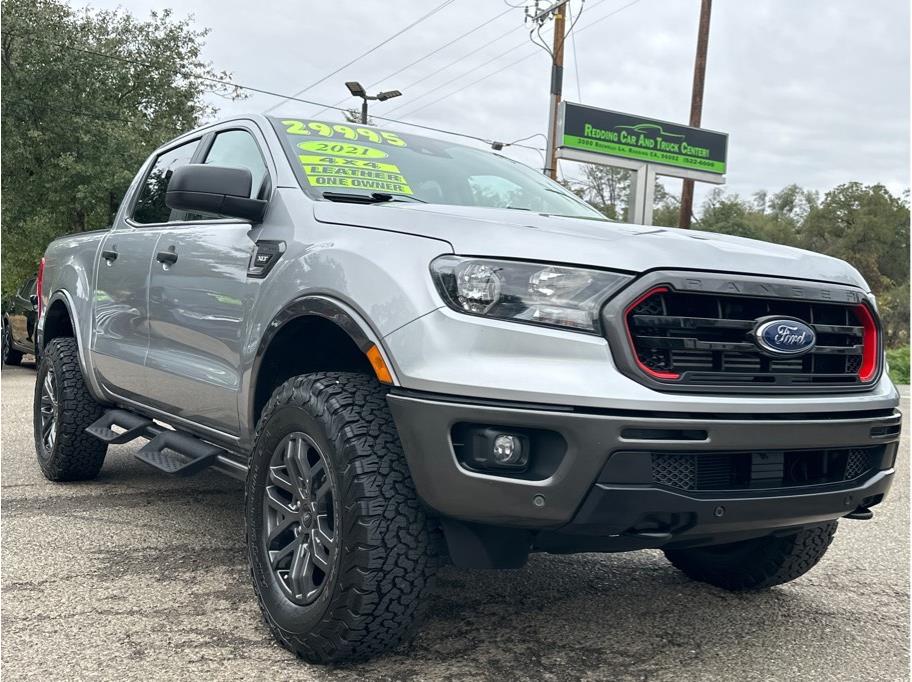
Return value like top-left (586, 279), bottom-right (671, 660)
top-left (457, 427), bottom-right (531, 471)
top-left (493, 434), bottom-right (523, 465)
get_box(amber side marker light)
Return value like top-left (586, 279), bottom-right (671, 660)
top-left (366, 345), bottom-right (394, 385)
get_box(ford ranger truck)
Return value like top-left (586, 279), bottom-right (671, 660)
top-left (33, 115), bottom-right (901, 663)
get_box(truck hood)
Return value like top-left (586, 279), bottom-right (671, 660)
top-left (313, 202), bottom-right (868, 289)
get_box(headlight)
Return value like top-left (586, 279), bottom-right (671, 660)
top-left (430, 256), bottom-right (633, 333)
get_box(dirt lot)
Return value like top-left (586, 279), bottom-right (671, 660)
top-left (2, 364), bottom-right (909, 681)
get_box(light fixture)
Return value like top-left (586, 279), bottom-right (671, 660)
top-left (345, 81), bottom-right (366, 98)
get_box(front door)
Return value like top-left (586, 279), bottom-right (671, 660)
top-left (142, 127), bottom-right (272, 434)
top-left (92, 138), bottom-right (201, 401)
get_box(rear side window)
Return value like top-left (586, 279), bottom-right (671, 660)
top-left (19, 278), bottom-right (35, 298)
top-left (203, 130), bottom-right (268, 198)
top-left (132, 140), bottom-right (199, 224)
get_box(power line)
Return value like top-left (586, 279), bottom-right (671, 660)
top-left (381, 34), bottom-right (521, 116)
top-left (396, 0), bottom-right (644, 118)
top-left (570, 3), bottom-right (583, 101)
top-left (383, 1), bottom-right (607, 118)
top-left (263, 0), bottom-right (457, 114)
top-left (385, 35), bottom-right (537, 116)
top-left (7, 31), bottom-right (544, 153)
top-left (397, 48), bottom-right (542, 118)
top-left (310, 4), bottom-right (518, 118)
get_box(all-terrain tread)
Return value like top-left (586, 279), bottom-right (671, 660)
top-left (34, 337), bottom-right (107, 481)
top-left (664, 521), bottom-right (838, 591)
top-left (246, 372), bottom-right (439, 663)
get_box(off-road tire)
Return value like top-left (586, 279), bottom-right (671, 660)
top-left (2, 321), bottom-right (23, 366)
top-left (246, 372), bottom-right (440, 663)
top-left (33, 337), bottom-right (107, 481)
top-left (664, 521), bottom-right (838, 591)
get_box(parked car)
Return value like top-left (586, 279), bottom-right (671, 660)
top-left (3, 273), bottom-right (38, 366)
top-left (33, 115), bottom-right (901, 663)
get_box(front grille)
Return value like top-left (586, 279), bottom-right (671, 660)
top-left (626, 288), bottom-right (875, 388)
top-left (651, 446), bottom-right (883, 491)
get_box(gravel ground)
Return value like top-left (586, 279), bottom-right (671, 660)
top-left (1, 363), bottom-right (909, 681)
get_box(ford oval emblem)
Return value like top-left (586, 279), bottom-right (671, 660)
top-left (754, 318), bottom-right (817, 355)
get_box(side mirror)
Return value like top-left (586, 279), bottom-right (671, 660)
top-left (29, 294), bottom-right (38, 307)
top-left (165, 164), bottom-right (267, 223)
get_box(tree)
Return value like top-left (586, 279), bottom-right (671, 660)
top-left (342, 108), bottom-right (375, 125)
top-left (1, 0), bottom-right (243, 295)
top-left (568, 165), bottom-right (630, 220)
top-left (801, 183), bottom-right (909, 292)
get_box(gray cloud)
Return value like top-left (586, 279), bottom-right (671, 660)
top-left (88, 0), bottom-right (910, 204)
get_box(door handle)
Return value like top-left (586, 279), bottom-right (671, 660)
top-left (101, 249), bottom-right (118, 262)
top-left (156, 250), bottom-right (178, 265)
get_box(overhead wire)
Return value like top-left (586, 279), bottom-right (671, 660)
top-left (309, 4), bottom-right (519, 118)
top-left (7, 31), bottom-right (546, 152)
top-left (396, 0), bottom-right (643, 118)
top-left (263, 0), bottom-right (457, 114)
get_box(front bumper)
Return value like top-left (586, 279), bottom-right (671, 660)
top-left (387, 391), bottom-right (901, 537)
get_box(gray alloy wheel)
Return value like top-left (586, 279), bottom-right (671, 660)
top-left (263, 432), bottom-right (338, 606)
top-left (38, 365), bottom-right (59, 452)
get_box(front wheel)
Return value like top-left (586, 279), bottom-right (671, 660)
top-left (663, 521), bottom-right (838, 591)
top-left (246, 372), bottom-right (440, 663)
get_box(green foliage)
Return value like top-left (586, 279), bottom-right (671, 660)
top-left (1, 0), bottom-right (243, 296)
top-left (886, 346), bottom-right (910, 385)
top-left (695, 182), bottom-right (909, 347)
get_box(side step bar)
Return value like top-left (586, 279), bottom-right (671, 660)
top-left (85, 409), bottom-right (246, 480)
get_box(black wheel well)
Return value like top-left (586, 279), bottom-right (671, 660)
top-left (42, 300), bottom-right (75, 348)
top-left (252, 315), bottom-right (373, 427)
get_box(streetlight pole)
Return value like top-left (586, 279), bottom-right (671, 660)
top-left (346, 82), bottom-right (402, 124)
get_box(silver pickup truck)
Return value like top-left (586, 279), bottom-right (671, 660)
top-left (34, 114), bottom-right (901, 663)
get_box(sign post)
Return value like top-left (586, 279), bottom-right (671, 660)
top-left (556, 102), bottom-right (728, 224)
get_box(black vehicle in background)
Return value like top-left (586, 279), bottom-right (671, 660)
top-left (2, 274), bottom-right (38, 366)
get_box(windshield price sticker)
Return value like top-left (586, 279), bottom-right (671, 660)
top-left (305, 175), bottom-right (413, 194)
top-left (297, 153), bottom-right (413, 194)
top-left (282, 120), bottom-right (407, 146)
top-left (559, 103), bottom-right (728, 174)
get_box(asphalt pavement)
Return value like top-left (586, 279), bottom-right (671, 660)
top-left (1, 363), bottom-right (909, 681)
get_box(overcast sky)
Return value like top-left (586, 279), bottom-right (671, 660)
top-left (87, 0), bottom-right (910, 207)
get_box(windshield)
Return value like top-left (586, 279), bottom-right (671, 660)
top-left (269, 117), bottom-right (606, 219)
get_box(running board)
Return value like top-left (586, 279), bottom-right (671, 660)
top-left (85, 409), bottom-right (154, 444)
top-left (136, 431), bottom-right (222, 476)
top-left (85, 409), bottom-right (241, 478)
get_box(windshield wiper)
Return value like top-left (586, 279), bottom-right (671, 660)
top-left (321, 191), bottom-right (425, 204)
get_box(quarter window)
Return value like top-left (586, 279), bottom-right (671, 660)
top-left (132, 140), bottom-right (200, 224)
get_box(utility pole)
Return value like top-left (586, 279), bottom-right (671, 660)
top-left (533, 0), bottom-right (569, 180)
top-left (545, 6), bottom-right (566, 180)
top-left (678, 0), bottom-right (712, 229)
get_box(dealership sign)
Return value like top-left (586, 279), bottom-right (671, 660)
top-left (559, 102), bottom-right (728, 175)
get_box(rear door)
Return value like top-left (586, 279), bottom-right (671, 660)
top-left (92, 138), bottom-right (201, 401)
top-left (142, 124), bottom-right (273, 434)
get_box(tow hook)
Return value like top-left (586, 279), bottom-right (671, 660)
top-left (844, 506), bottom-right (874, 520)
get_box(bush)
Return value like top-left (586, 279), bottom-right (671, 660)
top-left (886, 346), bottom-right (910, 385)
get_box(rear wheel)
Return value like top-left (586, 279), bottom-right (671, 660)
top-left (246, 372), bottom-right (440, 663)
top-left (663, 522), bottom-right (838, 591)
top-left (2, 321), bottom-right (23, 366)
top-left (33, 337), bottom-right (107, 481)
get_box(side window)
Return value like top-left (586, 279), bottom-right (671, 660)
top-left (19, 278), bottom-right (35, 298)
top-left (132, 140), bottom-right (199, 224)
top-left (203, 130), bottom-right (268, 199)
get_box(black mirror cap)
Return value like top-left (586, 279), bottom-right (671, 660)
top-left (165, 164), bottom-right (267, 223)
top-left (29, 294), bottom-right (38, 307)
